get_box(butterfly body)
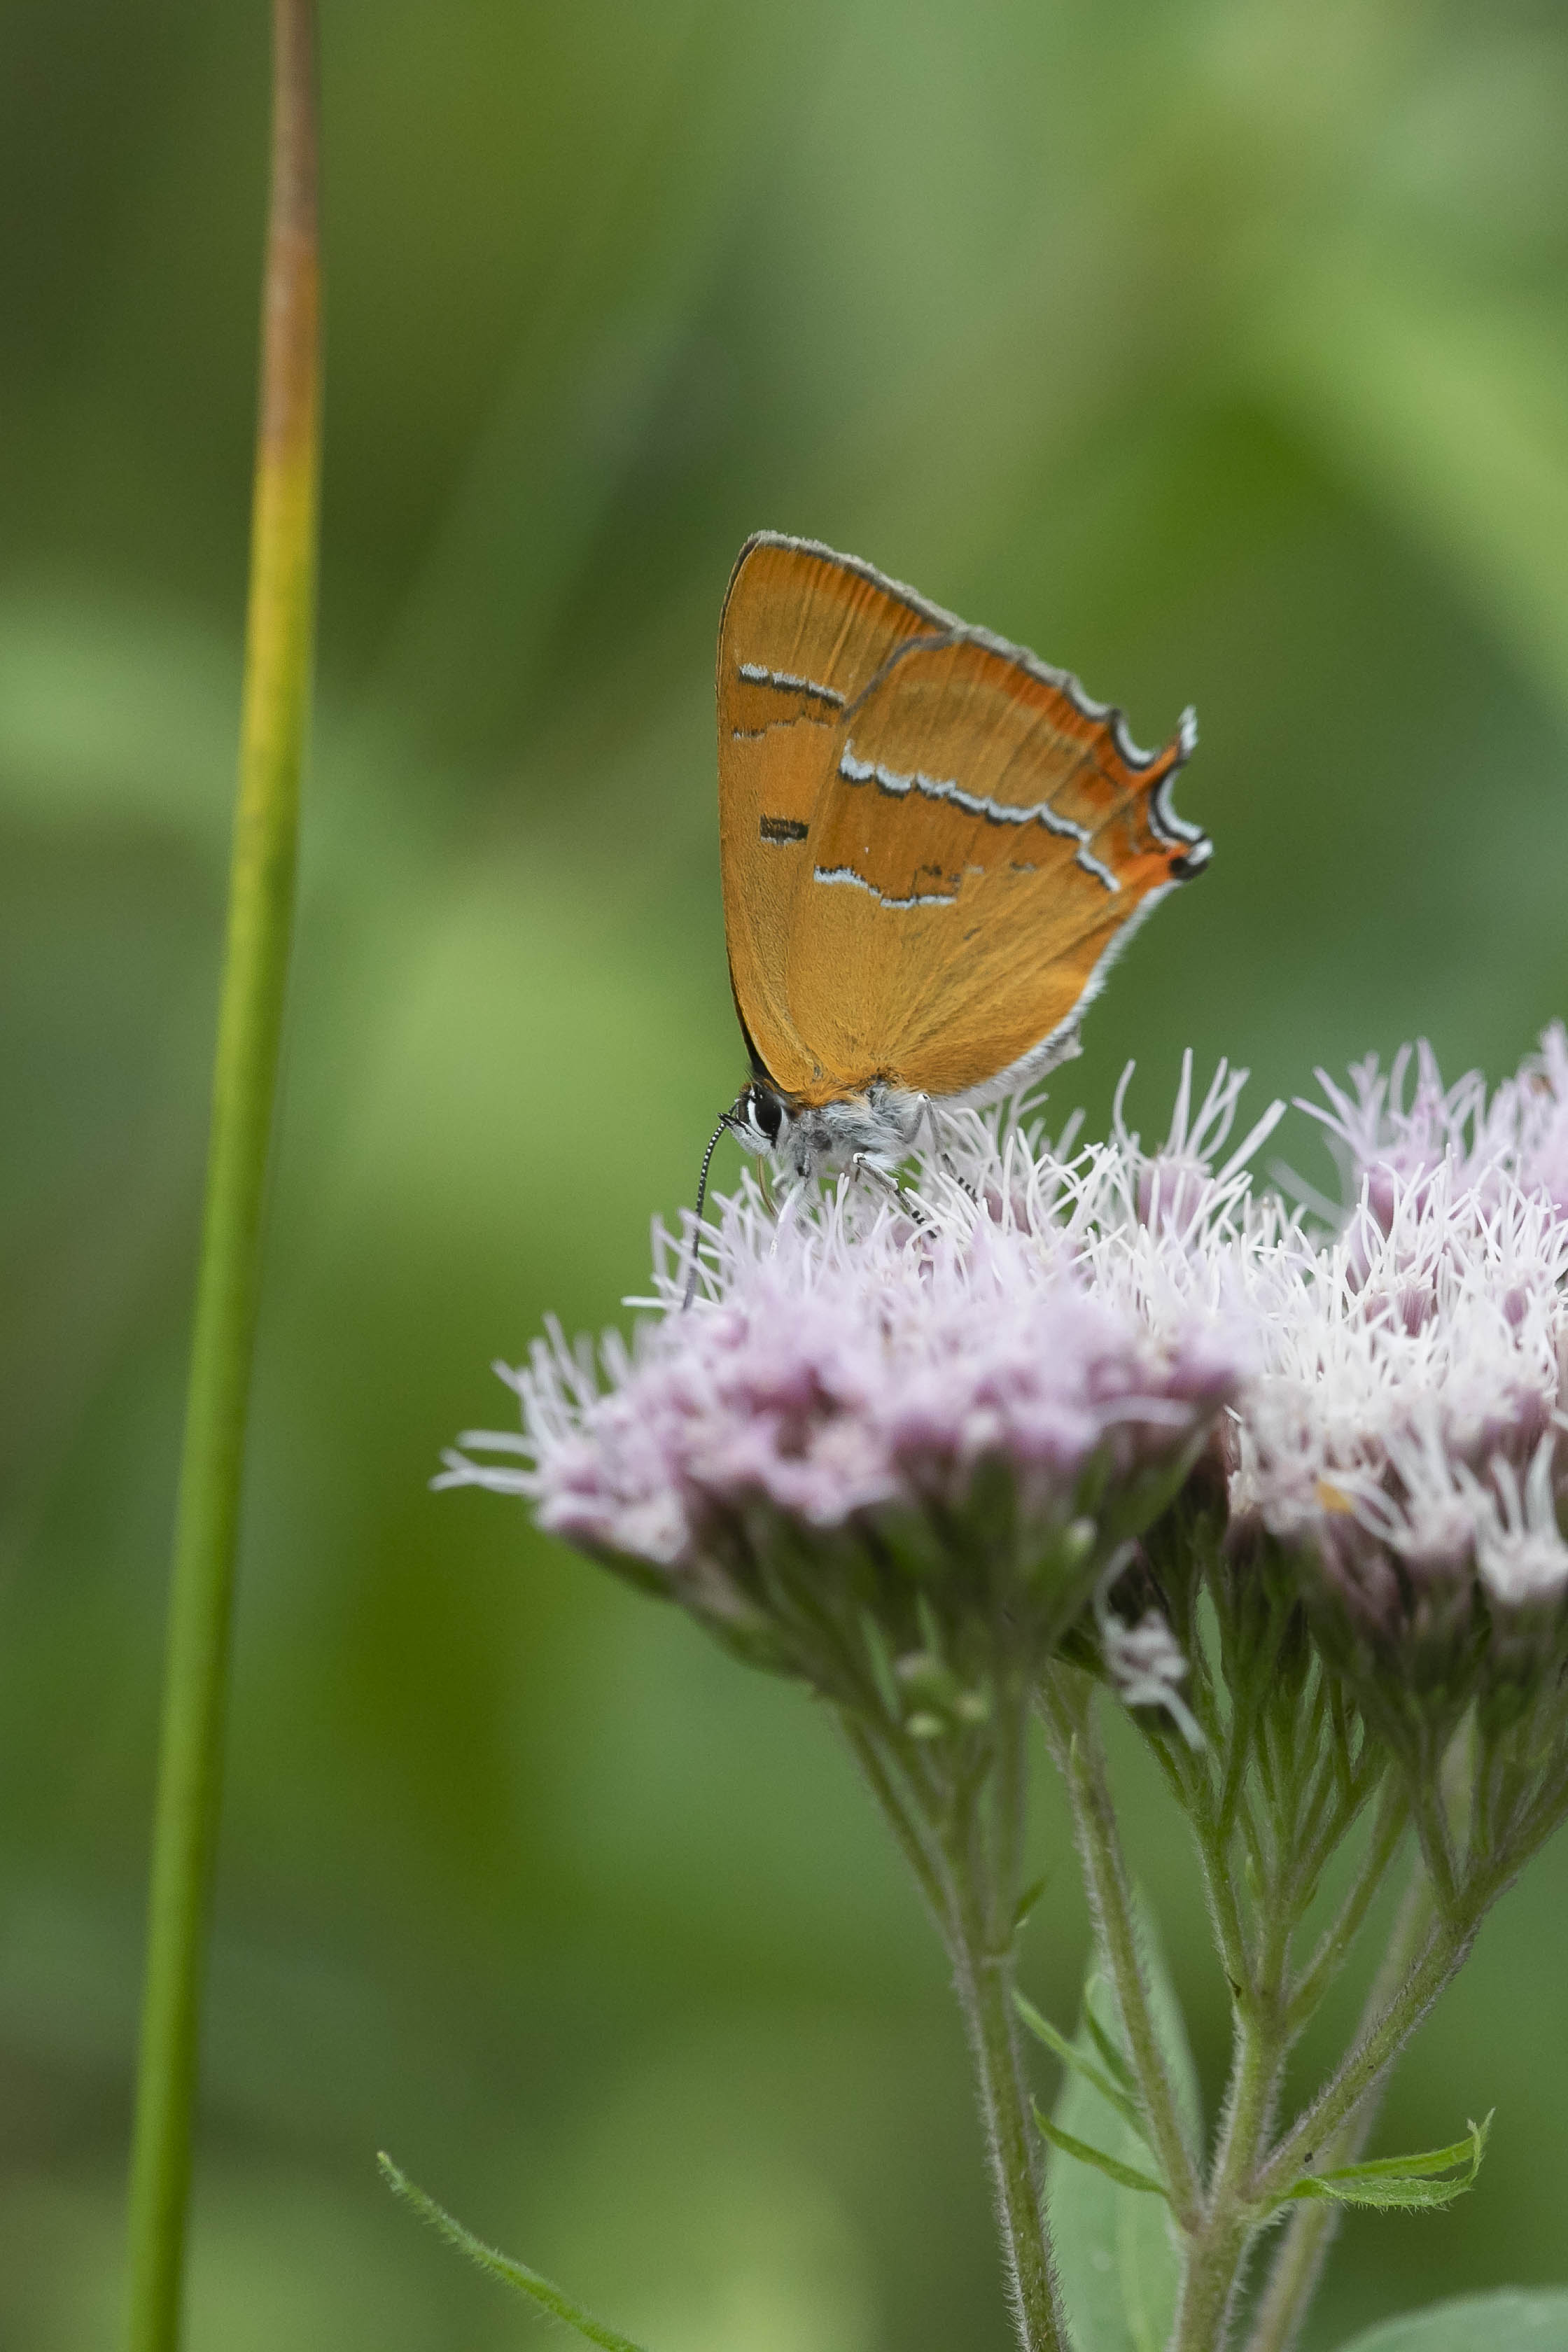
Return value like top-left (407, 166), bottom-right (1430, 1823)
top-left (729, 1072), bottom-right (929, 1180)
top-left (714, 532), bottom-right (1210, 1179)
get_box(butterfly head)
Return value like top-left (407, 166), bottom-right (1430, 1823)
top-left (725, 1079), bottom-right (929, 1181)
top-left (728, 1080), bottom-right (788, 1156)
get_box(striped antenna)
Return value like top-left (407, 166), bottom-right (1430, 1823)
top-left (681, 1111), bottom-right (734, 1310)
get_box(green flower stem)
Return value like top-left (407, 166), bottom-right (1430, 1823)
top-left (1172, 1765), bottom-right (1312, 2351)
top-left (1288, 1753), bottom-right (1386, 1928)
top-left (847, 1699), bottom-right (1063, 2352)
top-left (1412, 1773), bottom-right (1462, 1919)
top-left (1284, 1781), bottom-right (1409, 2038)
top-left (1172, 1996), bottom-right (1289, 2352)
top-left (1040, 1668), bottom-right (1200, 2225)
top-left (122, 8), bottom-right (320, 2349)
top-left (1178, 1723), bottom-right (1480, 2351)
top-left (940, 1684), bottom-right (1063, 2352)
top-left (949, 1903), bottom-right (1063, 2352)
top-left (838, 1716), bottom-right (950, 1925)
top-left (1245, 1854), bottom-right (1438, 2352)
top-left (1251, 1914), bottom-right (1474, 2213)
top-left (1195, 1826), bottom-right (1255, 2008)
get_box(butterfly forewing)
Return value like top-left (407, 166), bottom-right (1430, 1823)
top-left (716, 533), bottom-right (1208, 1110)
top-left (716, 535), bottom-right (951, 1095)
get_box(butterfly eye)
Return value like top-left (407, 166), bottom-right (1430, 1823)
top-left (745, 1086), bottom-right (784, 1144)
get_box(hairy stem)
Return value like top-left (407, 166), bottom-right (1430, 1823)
top-left (1040, 1669), bottom-right (1200, 2222)
top-left (1411, 1772), bottom-right (1461, 1919)
top-left (1195, 1802), bottom-right (1254, 2005)
top-left (950, 1679), bottom-right (1065, 2352)
top-left (1252, 1914), bottom-right (1474, 2211)
top-left (851, 1698), bottom-right (1063, 2352)
top-left (838, 1714), bottom-right (951, 1926)
top-left (1245, 1854), bottom-right (1436, 2352)
top-left (1284, 1782), bottom-right (1408, 2037)
top-left (122, 9), bottom-right (320, 2348)
top-left (949, 1896), bottom-right (1065, 2352)
top-left (1173, 1998), bottom-right (1287, 2352)
top-left (1254, 1716), bottom-right (1485, 2220)
top-left (1171, 1778), bottom-right (1471, 2348)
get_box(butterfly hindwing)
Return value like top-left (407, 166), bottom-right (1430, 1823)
top-left (782, 630), bottom-right (1200, 1103)
top-left (716, 533), bottom-right (1207, 1108)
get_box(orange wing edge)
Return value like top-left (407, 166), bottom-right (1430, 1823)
top-left (941, 711), bottom-right (1210, 1112)
top-left (727, 532), bottom-right (1208, 788)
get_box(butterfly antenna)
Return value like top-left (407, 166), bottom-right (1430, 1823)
top-left (681, 1112), bottom-right (733, 1311)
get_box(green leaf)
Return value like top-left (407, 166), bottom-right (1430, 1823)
top-left (1318, 2113), bottom-right (1491, 2180)
top-left (1014, 1874), bottom-right (1049, 1930)
top-left (858, 1608), bottom-right (902, 1722)
top-left (1282, 2113), bottom-right (1491, 2213)
top-left (1014, 1990), bottom-right (1148, 2141)
top-left (379, 2153), bottom-right (654, 2351)
top-left (1035, 2110), bottom-right (1167, 2197)
top-left (1082, 1991), bottom-right (1138, 2094)
top-left (1332, 2287), bottom-right (1568, 2352)
top-left (1288, 2173), bottom-right (1469, 2212)
top-left (1041, 1905), bottom-right (1201, 2352)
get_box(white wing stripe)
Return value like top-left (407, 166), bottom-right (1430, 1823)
top-left (813, 863), bottom-right (958, 909)
top-left (738, 662), bottom-right (845, 708)
top-left (839, 739), bottom-right (1088, 840)
top-left (1074, 844), bottom-right (1121, 893)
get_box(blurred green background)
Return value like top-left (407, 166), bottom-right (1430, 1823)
top-left (5, 2), bottom-right (1568, 2346)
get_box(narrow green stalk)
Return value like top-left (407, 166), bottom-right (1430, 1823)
top-left (1251, 1915), bottom-right (1474, 2211)
top-left (941, 1698), bottom-right (1063, 2352)
top-left (951, 1916), bottom-right (1063, 2352)
top-left (1173, 2000), bottom-right (1287, 2352)
top-left (850, 1701), bottom-right (1063, 2352)
top-left (122, 8), bottom-right (320, 2348)
top-left (1194, 1802), bottom-right (1255, 2006)
top-left (838, 1714), bottom-right (951, 1926)
top-left (1284, 1782), bottom-right (1408, 2038)
top-left (1252, 1718), bottom-right (1483, 2230)
top-left (1040, 1670), bottom-right (1200, 2224)
top-left (1245, 1855), bottom-right (1436, 2352)
top-left (1411, 1775), bottom-right (1461, 1919)
top-left (1184, 1722), bottom-right (1479, 2351)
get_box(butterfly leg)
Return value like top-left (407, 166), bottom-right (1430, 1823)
top-left (918, 1095), bottom-right (979, 1205)
top-left (848, 1153), bottom-right (932, 1228)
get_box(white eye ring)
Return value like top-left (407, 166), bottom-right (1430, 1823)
top-left (734, 1085), bottom-right (784, 1151)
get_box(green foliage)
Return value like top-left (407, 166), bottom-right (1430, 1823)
top-left (1016, 1989), bottom-right (1149, 2143)
top-left (1333, 2288), bottom-right (1568, 2352)
top-left (1280, 2113), bottom-right (1492, 2214)
top-left (1035, 2115), bottom-right (1168, 2200)
top-left (379, 2157), bottom-right (653, 2352)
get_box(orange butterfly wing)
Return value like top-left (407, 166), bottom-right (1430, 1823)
top-left (717, 534), bottom-right (1208, 1107)
top-left (783, 631), bottom-right (1203, 1103)
top-left (716, 535), bottom-right (946, 1096)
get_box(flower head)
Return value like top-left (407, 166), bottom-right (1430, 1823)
top-left (446, 1036), bottom-right (1568, 1757)
top-left (1302, 1024), bottom-right (1568, 1227)
top-left (1227, 1042), bottom-right (1568, 1739)
top-left (441, 1105), bottom-right (1251, 1711)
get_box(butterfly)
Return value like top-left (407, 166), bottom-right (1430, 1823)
top-left (706, 530), bottom-right (1209, 1188)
